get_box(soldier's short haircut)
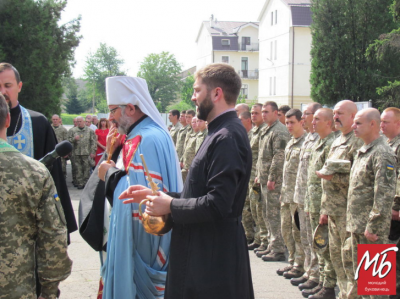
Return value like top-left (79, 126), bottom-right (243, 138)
top-left (195, 63), bottom-right (242, 106)
top-left (383, 107), bottom-right (400, 121)
top-left (186, 109), bottom-right (196, 117)
top-left (309, 102), bottom-right (323, 113)
top-left (85, 115), bottom-right (92, 119)
top-left (316, 108), bottom-right (334, 126)
top-left (52, 114), bottom-right (60, 118)
top-left (169, 109), bottom-right (180, 119)
top-left (252, 103), bottom-right (263, 110)
top-left (236, 103), bottom-right (250, 112)
top-left (263, 101), bottom-right (278, 111)
top-left (0, 93), bottom-right (9, 129)
top-left (181, 110), bottom-right (187, 114)
top-left (0, 62), bottom-right (21, 83)
top-left (364, 108), bottom-right (381, 125)
top-left (285, 109), bottom-right (302, 121)
top-left (240, 111), bottom-right (251, 119)
top-left (278, 105), bottom-right (291, 115)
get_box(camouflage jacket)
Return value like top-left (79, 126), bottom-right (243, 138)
top-left (305, 132), bottom-right (336, 214)
top-left (0, 140), bottom-right (72, 299)
top-left (256, 120), bottom-right (290, 184)
top-left (170, 122), bottom-right (182, 146)
top-left (183, 126), bottom-right (193, 149)
top-left (281, 133), bottom-right (306, 204)
top-left (176, 125), bottom-right (189, 160)
top-left (195, 129), bottom-right (208, 153)
top-left (182, 131), bottom-right (198, 169)
top-left (387, 134), bottom-right (400, 211)
top-left (68, 126), bottom-right (97, 156)
top-left (294, 132), bottom-right (319, 205)
top-left (249, 123), bottom-right (267, 183)
top-left (347, 136), bottom-right (396, 237)
top-left (51, 125), bottom-right (68, 144)
top-left (320, 131), bottom-right (363, 216)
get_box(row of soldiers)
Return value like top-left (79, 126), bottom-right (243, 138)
top-left (168, 109), bottom-right (208, 181)
top-left (51, 114), bottom-right (97, 189)
top-left (237, 101), bottom-right (399, 299)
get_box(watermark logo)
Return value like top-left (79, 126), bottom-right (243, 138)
top-left (356, 244), bottom-right (397, 295)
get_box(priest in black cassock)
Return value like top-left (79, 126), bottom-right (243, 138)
top-left (0, 63), bottom-right (77, 238)
top-left (120, 63), bottom-right (254, 299)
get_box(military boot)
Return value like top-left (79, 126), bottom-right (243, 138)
top-left (283, 268), bottom-right (304, 279)
top-left (308, 287), bottom-right (336, 299)
top-left (276, 265), bottom-right (293, 276)
top-left (299, 279), bottom-right (319, 290)
top-left (290, 276), bottom-right (307, 286)
top-left (254, 244), bottom-right (267, 252)
top-left (248, 242), bottom-right (260, 250)
top-left (262, 251), bottom-right (285, 262)
top-left (301, 282), bottom-right (322, 298)
top-left (256, 248), bottom-right (271, 257)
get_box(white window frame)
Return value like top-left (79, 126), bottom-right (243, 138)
top-left (241, 84), bottom-right (249, 99)
top-left (270, 41), bottom-right (273, 60)
top-left (274, 40), bottom-right (277, 60)
top-left (221, 39), bottom-right (230, 46)
top-left (221, 56), bottom-right (230, 64)
top-left (271, 11), bottom-right (274, 25)
top-left (275, 10), bottom-right (278, 24)
top-left (269, 77), bottom-right (272, 95)
top-left (274, 76), bottom-right (276, 95)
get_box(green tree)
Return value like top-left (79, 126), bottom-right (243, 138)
top-left (137, 52), bottom-right (182, 112)
top-left (179, 74), bottom-right (196, 108)
top-left (0, 0), bottom-right (81, 118)
top-left (83, 43), bottom-right (126, 113)
top-left (310, 0), bottom-right (399, 105)
top-left (63, 77), bottom-right (84, 114)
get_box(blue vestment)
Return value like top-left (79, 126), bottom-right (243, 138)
top-left (102, 117), bottom-right (180, 299)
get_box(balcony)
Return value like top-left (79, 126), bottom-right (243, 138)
top-left (238, 42), bottom-right (259, 51)
top-left (238, 70), bottom-right (259, 79)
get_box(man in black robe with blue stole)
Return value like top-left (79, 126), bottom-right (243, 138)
top-left (120, 63), bottom-right (254, 299)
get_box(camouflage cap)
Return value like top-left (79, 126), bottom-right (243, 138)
top-left (318, 159), bottom-right (351, 176)
top-left (313, 224), bottom-right (329, 249)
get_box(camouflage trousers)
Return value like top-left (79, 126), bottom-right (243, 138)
top-left (75, 155), bottom-right (90, 187)
top-left (61, 157), bottom-right (67, 178)
top-left (329, 215), bottom-right (350, 299)
top-left (250, 186), bottom-right (269, 246)
top-left (242, 191), bottom-right (255, 242)
top-left (343, 233), bottom-right (389, 299)
top-left (70, 154), bottom-right (77, 184)
top-left (261, 182), bottom-right (285, 253)
top-left (310, 213), bottom-right (337, 288)
top-left (281, 202), bottom-right (305, 271)
top-left (301, 206), bottom-right (320, 282)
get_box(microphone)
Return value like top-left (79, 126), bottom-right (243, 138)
top-left (39, 140), bottom-right (73, 169)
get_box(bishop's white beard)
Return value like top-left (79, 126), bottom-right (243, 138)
top-left (117, 110), bottom-right (134, 135)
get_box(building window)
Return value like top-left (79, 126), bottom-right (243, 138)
top-left (274, 77), bottom-right (276, 95)
top-left (270, 41), bottom-right (273, 60)
top-left (271, 11), bottom-right (274, 25)
top-left (274, 40), bottom-right (277, 60)
top-left (221, 39), bottom-right (230, 46)
top-left (241, 36), bottom-right (251, 50)
top-left (275, 10), bottom-right (278, 24)
top-left (240, 84), bottom-right (249, 99)
top-left (269, 77), bottom-right (272, 95)
top-left (222, 56), bottom-right (229, 63)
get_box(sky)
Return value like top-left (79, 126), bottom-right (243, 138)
top-left (60, 0), bottom-right (266, 79)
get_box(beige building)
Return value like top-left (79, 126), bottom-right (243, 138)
top-left (258, 0), bottom-right (313, 109)
top-left (195, 16), bottom-right (259, 101)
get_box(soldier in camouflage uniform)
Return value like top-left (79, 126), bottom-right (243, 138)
top-left (279, 109), bottom-right (306, 279)
top-left (176, 111), bottom-right (189, 160)
top-left (68, 121), bottom-right (78, 186)
top-left (303, 108), bottom-right (337, 299)
top-left (345, 108), bottom-right (396, 299)
top-left (195, 118), bottom-right (208, 153)
top-left (381, 107), bottom-right (400, 298)
top-left (183, 109), bottom-right (196, 149)
top-left (256, 101), bottom-right (290, 261)
top-left (181, 116), bottom-right (199, 182)
top-left (316, 100), bottom-right (363, 299)
top-left (291, 103), bottom-right (322, 290)
top-left (0, 97), bottom-right (72, 299)
top-left (51, 114), bottom-right (68, 178)
top-left (169, 109), bottom-right (182, 145)
top-left (68, 116), bottom-right (97, 189)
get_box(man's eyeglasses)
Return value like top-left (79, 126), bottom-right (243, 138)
top-left (109, 105), bottom-right (126, 115)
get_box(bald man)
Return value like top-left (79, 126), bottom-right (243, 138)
top-left (235, 103), bottom-right (249, 117)
top-left (346, 108), bottom-right (396, 299)
top-left (303, 108), bottom-right (337, 299)
top-left (316, 100), bottom-right (363, 299)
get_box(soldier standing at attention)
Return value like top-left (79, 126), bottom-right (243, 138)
top-left (256, 101), bottom-right (290, 262)
top-left (292, 103), bottom-right (322, 291)
top-left (195, 117), bottom-right (208, 153)
top-left (168, 109), bottom-right (181, 146)
top-left (345, 108), bottom-right (396, 299)
top-left (239, 111), bottom-right (252, 133)
top-left (51, 114), bottom-right (68, 178)
top-left (278, 105), bottom-right (291, 125)
top-left (0, 94), bottom-right (72, 299)
top-left (181, 116), bottom-right (199, 182)
top-left (235, 103), bottom-right (249, 116)
top-left (279, 109), bottom-right (306, 279)
top-left (68, 116), bottom-right (97, 189)
top-left (304, 108), bottom-right (337, 299)
top-left (183, 109), bottom-right (196, 149)
top-left (175, 110), bottom-right (188, 160)
top-left (68, 120), bottom-right (78, 187)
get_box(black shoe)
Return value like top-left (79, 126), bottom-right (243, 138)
top-left (262, 252), bottom-right (286, 261)
top-left (299, 279), bottom-right (319, 291)
top-left (248, 243), bottom-right (260, 250)
top-left (308, 287), bottom-right (336, 299)
top-left (301, 282), bottom-right (322, 298)
top-left (256, 248), bottom-right (271, 257)
top-left (276, 265), bottom-right (293, 276)
top-left (290, 276), bottom-right (307, 286)
top-left (283, 269), bottom-right (304, 279)
top-left (254, 244), bottom-right (267, 252)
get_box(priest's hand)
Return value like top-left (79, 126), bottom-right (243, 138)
top-left (105, 125), bottom-right (123, 153)
top-left (145, 192), bottom-right (173, 216)
top-left (119, 185), bottom-right (153, 204)
top-left (316, 171), bottom-right (333, 181)
top-left (98, 160), bottom-right (116, 181)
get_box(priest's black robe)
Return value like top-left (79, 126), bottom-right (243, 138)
top-left (7, 104), bottom-right (77, 236)
top-left (166, 111), bottom-right (254, 299)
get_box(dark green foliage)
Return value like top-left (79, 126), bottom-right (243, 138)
top-left (63, 77), bottom-right (84, 114)
top-left (137, 52), bottom-right (182, 112)
top-left (0, 0), bottom-right (81, 118)
top-left (310, 0), bottom-right (399, 106)
top-left (180, 74), bottom-right (196, 108)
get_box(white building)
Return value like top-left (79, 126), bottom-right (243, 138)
top-left (195, 16), bottom-right (260, 101)
top-left (258, 0), bottom-right (313, 109)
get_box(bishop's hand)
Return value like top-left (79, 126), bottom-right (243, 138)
top-left (119, 185), bottom-right (154, 204)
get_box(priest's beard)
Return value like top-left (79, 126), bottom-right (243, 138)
top-left (117, 109), bottom-right (134, 134)
top-left (197, 92), bottom-right (214, 121)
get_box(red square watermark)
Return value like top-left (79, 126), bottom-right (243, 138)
top-left (356, 244), bottom-right (397, 295)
